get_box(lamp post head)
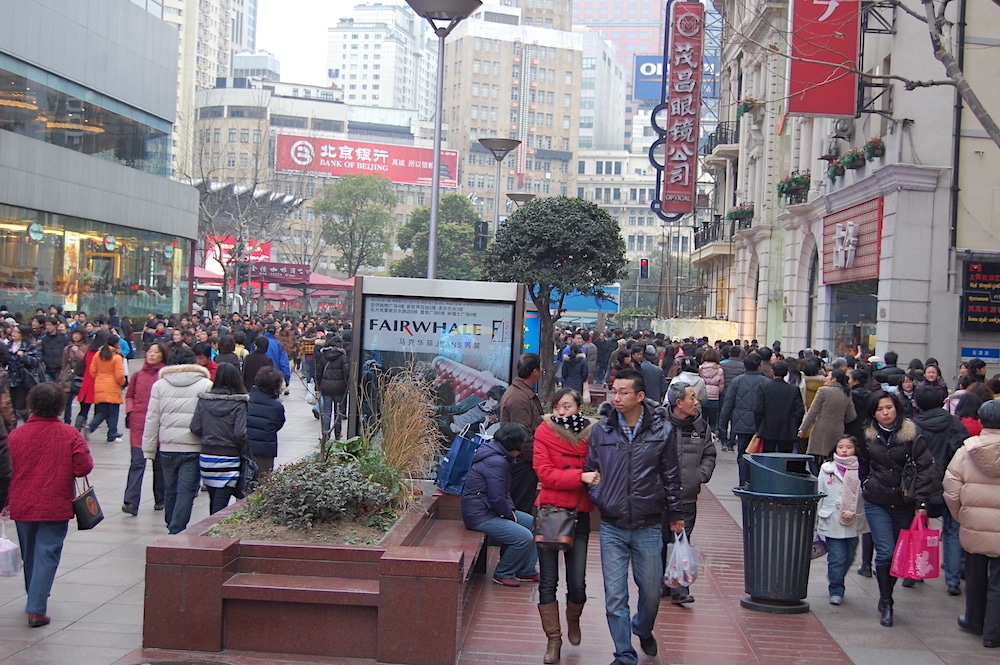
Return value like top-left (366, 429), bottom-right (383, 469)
top-left (406, 0), bottom-right (481, 33)
top-left (479, 138), bottom-right (521, 162)
top-left (506, 193), bottom-right (536, 207)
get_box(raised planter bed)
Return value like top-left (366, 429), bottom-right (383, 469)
top-left (143, 491), bottom-right (486, 665)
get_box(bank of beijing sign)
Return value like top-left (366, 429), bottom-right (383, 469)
top-left (660, 1), bottom-right (705, 215)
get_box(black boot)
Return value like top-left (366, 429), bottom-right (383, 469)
top-left (857, 533), bottom-right (874, 577)
top-left (875, 565), bottom-right (896, 627)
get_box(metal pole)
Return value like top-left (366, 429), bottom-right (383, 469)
top-left (426, 29), bottom-right (446, 279)
top-left (493, 156), bottom-right (502, 235)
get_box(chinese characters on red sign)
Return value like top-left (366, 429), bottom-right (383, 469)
top-left (250, 262), bottom-right (311, 285)
top-left (274, 134), bottom-right (460, 188)
top-left (822, 197), bottom-right (883, 285)
top-left (660, 1), bottom-right (705, 215)
top-left (787, 0), bottom-right (861, 116)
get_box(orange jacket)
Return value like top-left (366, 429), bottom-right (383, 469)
top-left (89, 351), bottom-right (126, 404)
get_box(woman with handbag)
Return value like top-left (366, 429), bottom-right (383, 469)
top-left (3, 382), bottom-right (93, 627)
top-left (859, 390), bottom-right (940, 627)
top-left (59, 329), bottom-right (87, 425)
top-left (122, 341), bottom-right (169, 516)
top-left (191, 363), bottom-right (250, 514)
top-left (532, 388), bottom-right (599, 664)
top-left (6, 324), bottom-right (40, 425)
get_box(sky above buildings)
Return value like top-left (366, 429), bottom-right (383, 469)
top-left (257, 0), bottom-right (344, 86)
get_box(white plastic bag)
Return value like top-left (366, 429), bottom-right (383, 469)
top-left (305, 381), bottom-right (317, 406)
top-left (663, 530), bottom-right (698, 588)
top-left (0, 518), bottom-right (21, 578)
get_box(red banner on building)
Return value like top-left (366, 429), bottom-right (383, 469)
top-left (660, 1), bottom-right (705, 215)
top-left (274, 134), bottom-right (459, 188)
top-left (822, 197), bottom-right (883, 285)
top-left (787, 0), bottom-right (861, 117)
top-left (204, 235), bottom-right (271, 276)
top-left (250, 262), bottom-right (310, 285)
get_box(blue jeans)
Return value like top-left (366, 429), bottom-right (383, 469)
top-left (473, 510), bottom-right (537, 579)
top-left (160, 451), bottom-right (202, 534)
top-left (538, 527), bottom-right (589, 605)
top-left (88, 402), bottom-right (121, 441)
top-left (124, 446), bottom-right (164, 508)
top-left (301, 356), bottom-right (315, 385)
top-left (733, 432), bottom-right (756, 485)
top-left (942, 510), bottom-right (963, 588)
top-left (320, 394), bottom-right (346, 439)
top-left (15, 520), bottom-right (69, 615)
top-left (599, 522), bottom-right (663, 665)
top-left (864, 500), bottom-right (915, 570)
top-left (825, 536), bottom-right (858, 597)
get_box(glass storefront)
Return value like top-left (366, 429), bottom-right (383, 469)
top-left (0, 54), bottom-right (171, 176)
top-left (831, 279), bottom-right (878, 357)
top-left (0, 204), bottom-right (189, 318)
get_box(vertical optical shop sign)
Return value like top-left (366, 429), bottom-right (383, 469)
top-left (787, 0), bottom-right (861, 116)
top-left (660, 1), bottom-right (705, 215)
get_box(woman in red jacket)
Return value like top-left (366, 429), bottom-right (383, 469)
top-left (122, 341), bottom-right (169, 516)
top-left (532, 388), bottom-right (599, 664)
top-left (4, 382), bottom-right (93, 627)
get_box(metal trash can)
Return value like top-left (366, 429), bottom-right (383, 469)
top-left (733, 453), bottom-right (823, 614)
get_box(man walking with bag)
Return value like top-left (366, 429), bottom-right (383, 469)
top-left (586, 369), bottom-right (685, 665)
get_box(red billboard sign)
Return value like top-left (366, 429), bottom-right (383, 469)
top-left (274, 134), bottom-right (459, 188)
top-left (822, 197), bottom-right (883, 285)
top-left (204, 235), bottom-right (271, 276)
top-left (660, 1), bottom-right (705, 215)
top-left (787, 0), bottom-right (861, 117)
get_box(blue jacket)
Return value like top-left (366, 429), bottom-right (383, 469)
top-left (247, 386), bottom-right (286, 458)
top-left (461, 438), bottom-right (517, 529)
top-left (585, 400), bottom-right (684, 528)
top-left (264, 332), bottom-right (291, 383)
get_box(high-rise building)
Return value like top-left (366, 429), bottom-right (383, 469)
top-left (233, 50), bottom-right (280, 82)
top-left (327, 2), bottom-right (436, 120)
top-left (231, 0), bottom-right (257, 53)
top-left (577, 29), bottom-right (626, 151)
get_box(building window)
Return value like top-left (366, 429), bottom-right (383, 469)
top-left (228, 128), bottom-right (237, 142)
top-left (227, 152), bottom-right (236, 167)
top-left (253, 129), bottom-right (262, 143)
top-left (240, 129), bottom-right (249, 143)
top-left (577, 160), bottom-right (585, 174)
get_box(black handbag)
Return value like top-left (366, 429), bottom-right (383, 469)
top-left (534, 504), bottom-right (577, 550)
top-left (72, 476), bottom-right (104, 530)
top-left (235, 442), bottom-right (259, 499)
top-left (900, 443), bottom-right (918, 502)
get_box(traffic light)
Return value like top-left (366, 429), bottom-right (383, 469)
top-left (474, 221), bottom-right (489, 251)
top-left (237, 262), bottom-right (251, 282)
top-left (639, 258), bottom-right (649, 279)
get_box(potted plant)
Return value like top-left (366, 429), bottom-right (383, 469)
top-left (838, 147), bottom-right (866, 170)
top-left (828, 165), bottom-right (845, 182)
top-left (777, 171), bottom-right (811, 203)
top-left (736, 96), bottom-right (759, 119)
top-left (725, 202), bottom-right (755, 220)
top-left (863, 136), bottom-right (885, 160)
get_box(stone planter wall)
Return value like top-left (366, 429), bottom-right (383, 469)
top-left (143, 492), bottom-right (484, 665)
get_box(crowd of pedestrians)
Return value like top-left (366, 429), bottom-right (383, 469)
top-left (0, 304), bottom-right (356, 628)
top-left (466, 329), bottom-right (1000, 664)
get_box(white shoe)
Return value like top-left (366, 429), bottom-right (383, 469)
top-left (829, 595), bottom-right (843, 605)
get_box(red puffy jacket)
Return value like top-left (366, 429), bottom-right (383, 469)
top-left (533, 415), bottom-right (595, 512)
top-left (7, 416), bottom-right (93, 521)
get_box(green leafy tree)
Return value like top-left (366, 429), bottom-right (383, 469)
top-left (483, 196), bottom-right (627, 398)
top-left (314, 175), bottom-right (396, 277)
top-left (390, 194), bottom-right (483, 280)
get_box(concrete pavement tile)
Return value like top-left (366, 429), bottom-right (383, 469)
top-left (34, 626), bottom-right (141, 651)
top-left (0, 640), bottom-right (34, 659)
top-left (0, 642), bottom-right (132, 665)
top-left (76, 602), bottom-right (144, 626)
top-left (843, 648), bottom-right (946, 665)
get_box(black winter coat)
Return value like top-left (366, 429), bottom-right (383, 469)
top-left (190, 390), bottom-right (249, 457)
top-left (585, 400), bottom-right (684, 528)
top-left (845, 386), bottom-right (871, 441)
top-left (38, 332), bottom-right (68, 374)
top-left (461, 438), bottom-right (517, 528)
top-left (860, 419), bottom-right (941, 508)
top-left (316, 346), bottom-right (350, 397)
top-left (754, 378), bottom-right (805, 441)
top-left (247, 386), bottom-right (286, 458)
top-left (719, 370), bottom-right (768, 435)
top-left (560, 355), bottom-right (588, 393)
top-left (241, 350), bottom-right (273, 387)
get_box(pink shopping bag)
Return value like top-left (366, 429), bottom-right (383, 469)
top-left (890, 514), bottom-right (940, 580)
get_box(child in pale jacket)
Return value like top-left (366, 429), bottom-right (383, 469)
top-left (817, 435), bottom-right (870, 606)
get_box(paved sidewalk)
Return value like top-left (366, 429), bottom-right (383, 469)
top-left (0, 372), bottom-right (994, 664)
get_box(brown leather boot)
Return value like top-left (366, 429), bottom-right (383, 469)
top-left (565, 599), bottom-right (585, 646)
top-left (538, 602), bottom-right (562, 663)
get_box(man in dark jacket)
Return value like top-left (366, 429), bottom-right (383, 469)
top-left (498, 353), bottom-right (544, 514)
top-left (881, 351), bottom-right (906, 387)
top-left (241, 336), bottom-right (274, 387)
top-left (719, 354), bottom-right (768, 480)
top-left (631, 344), bottom-right (667, 403)
top-left (720, 344), bottom-right (745, 396)
top-left (38, 318), bottom-right (68, 382)
top-left (316, 336), bottom-right (351, 440)
top-left (662, 381), bottom-right (716, 605)
top-left (754, 360), bottom-right (805, 454)
top-left (912, 386), bottom-right (968, 596)
top-left (585, 369), bottom-right (684, 664)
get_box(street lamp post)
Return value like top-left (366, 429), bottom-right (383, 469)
top-left (478, 138), bottom-right (520, 235)
top-left (406, 0), bottom-right (482, 279)
top-left (506, 192), bottom-right (536, 208)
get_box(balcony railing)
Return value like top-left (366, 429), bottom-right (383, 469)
top-left (694, 219), bottom-right (733, 249)
top-left (700, 121), bottom-right (740, 156)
